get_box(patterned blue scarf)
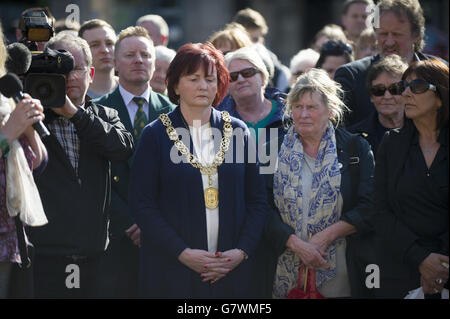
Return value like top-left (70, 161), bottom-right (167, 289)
top-left (272, 122), bottom-right (342, 298)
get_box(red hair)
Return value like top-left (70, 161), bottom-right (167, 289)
top-left (166, 42), bottom-right (230, 107)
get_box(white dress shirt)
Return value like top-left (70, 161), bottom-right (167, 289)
top-left (118, 84), bottom-right (151, 127)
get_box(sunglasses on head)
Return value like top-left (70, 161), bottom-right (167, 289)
top-left (321, 41), bottom-right (353, 54)
top-left (396, 79), bottom-right (437, 94)
top-left (370, 83), bottom-right (403, 96)
top-left (229, 67), bottom-right (260, 82)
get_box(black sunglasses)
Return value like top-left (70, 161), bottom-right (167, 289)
top-left (370, 83), bottom-right (403, 96)
top-left (396, 79), bottom-right (437, 94)
top-left (229, 67), bottom-right (260, 82)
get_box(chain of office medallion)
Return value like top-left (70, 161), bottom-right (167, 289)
top-left (159, 112), bottom-right (232, 175)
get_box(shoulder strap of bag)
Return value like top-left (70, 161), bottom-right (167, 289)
top-left (349, 134), bottom-right (360, 207)
top-left (14, 216), bottom-right (31, 268)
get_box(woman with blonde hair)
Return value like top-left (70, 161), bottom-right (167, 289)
top-left (264, 68), bottom-right (376, 298)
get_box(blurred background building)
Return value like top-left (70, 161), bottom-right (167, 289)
top-left (1, 0), bottom-right (448, 64)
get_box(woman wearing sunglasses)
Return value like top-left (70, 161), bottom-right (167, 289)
top-left (218, 47), bottom-right (287, 149)
top-left (129, 42), bottom-right (267, 298)
top-left (348, 55), bottom-right (408, 154)
top-left (373, 59), bottom-right (449, 298)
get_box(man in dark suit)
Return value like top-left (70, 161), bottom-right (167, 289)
top-left (94, 26), bottom-right (174, 298)
top-left (335, 0), bottom-right (446, 127)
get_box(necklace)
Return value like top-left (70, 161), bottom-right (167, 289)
top-left (159, 111), bottom-right (233, 209)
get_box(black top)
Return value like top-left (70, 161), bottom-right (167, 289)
top-left (347, 111), bottom-right (391, 155)
top-left (396, 126), bottom-right (448, 253)
top-left (374, 120), bottom-right (449, 296)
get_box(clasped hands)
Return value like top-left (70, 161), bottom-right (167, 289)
top-left (287, 231), bottom-right (331, 270)
top-left (178, 248), bottom-right (245, 284)
top-left (419, 253), bottom-right (449, 295)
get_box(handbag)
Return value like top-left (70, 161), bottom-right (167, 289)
top-left (8, 216), bottom-right (34, 299)
top-left (287, 264), bottom-right (326, 299)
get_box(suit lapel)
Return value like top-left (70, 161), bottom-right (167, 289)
top-left (109, 88), bottom-right (134, 133)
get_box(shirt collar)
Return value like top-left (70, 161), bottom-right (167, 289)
top-left (119, 84), bottom-right (151, 107)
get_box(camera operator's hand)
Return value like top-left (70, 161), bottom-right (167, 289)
top-left (51, 96), bottom-right (79, 119)
top-left (0, 93), bottom-right (45, 144)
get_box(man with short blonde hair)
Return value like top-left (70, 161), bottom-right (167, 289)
top-left (94, 25), bottom-right (174, 298)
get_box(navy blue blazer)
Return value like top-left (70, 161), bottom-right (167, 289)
top-left (129, 106), bottom-right (267, 298)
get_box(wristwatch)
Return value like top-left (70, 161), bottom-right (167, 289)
top-left (0, 133), bottom-right (11, 158)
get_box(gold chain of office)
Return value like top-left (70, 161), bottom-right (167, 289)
top-left (159, 111), bottom-right (233, 209)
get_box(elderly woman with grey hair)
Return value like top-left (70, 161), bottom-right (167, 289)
top-left (150, 45), bottom-right (176, 95)
top-left (263, 68), bottom-right (376, 298)
top-left (217, 46), bottom-right (286, 148)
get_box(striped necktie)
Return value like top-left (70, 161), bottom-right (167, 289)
top-left (132, 97), bottom-right (148, 141)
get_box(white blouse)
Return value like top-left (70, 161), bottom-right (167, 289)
top-left (189, 122), bottom-right (219, 253)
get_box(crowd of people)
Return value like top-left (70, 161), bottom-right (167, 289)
top-left (0, 0), bottom-right (448, 299)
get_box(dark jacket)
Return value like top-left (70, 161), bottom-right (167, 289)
top-left (94, 87), bottom-right (175, 241)
top-left (217, 87), bottom-right (287, 147)
top-left (129, 106), bottom-right (267, 298)
top-left (259, 127), bottom-right (375, 298)
top-left (29, 100), bottom-right (134, 257)
top-left (335, 53), bottom-right (446, 127)
top-left (347, 111), bottom-right (387, 155)
top-left (373, 120), bottom-right (449, 298)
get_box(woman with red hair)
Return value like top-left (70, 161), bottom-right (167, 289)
top-left (129, 42), bottom-right (267, 298)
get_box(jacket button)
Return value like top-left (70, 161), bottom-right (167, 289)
top-left (113, 176), bottom-right (119, 182)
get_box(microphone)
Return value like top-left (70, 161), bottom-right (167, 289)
top-left (5, 43), bottom-right (32, 75)
top-left (0, 73), bottom-right (50, 138)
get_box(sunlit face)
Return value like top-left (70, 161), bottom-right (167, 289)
top-left (290, 60), bottom-right (316, 87)
top-left (115, 36), bottom-right (155, 87)
top-left (377, 11), bottom-right (419, 63)
top-left (370, 71), bottom-right (404, 119)
top-left (291, 91), bottom-right (330, 140)
top-left (342, 2), bottom-right (368, 39)
top-left (175, 65), bottom-right (218, 109)
top-left (64, 46), bottom-right (94, 106)
top-left (82, 26), bottom-right (116, 72)
top-left (150, 59), bottom-right (170, 94)
top-left (228, 59), bottom-right (264, 100)
top-left (321, 55), bottom-right (348, 79)
top-left (402, 73), bottom-right (442, 122)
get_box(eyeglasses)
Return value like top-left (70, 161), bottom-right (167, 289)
top-left (370, 83), bottom-right (403, 96)
top-left (396, 79), bottom-right (437, 94)
top-left (321, 41), bottom-right (353, 55)
top-left (229, 67), bottom-right (260, 82)
top-left (69, 67), bottom-right (89, 79)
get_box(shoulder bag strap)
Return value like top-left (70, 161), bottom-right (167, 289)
top-left (14, 216), bottom-right (31, 268)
